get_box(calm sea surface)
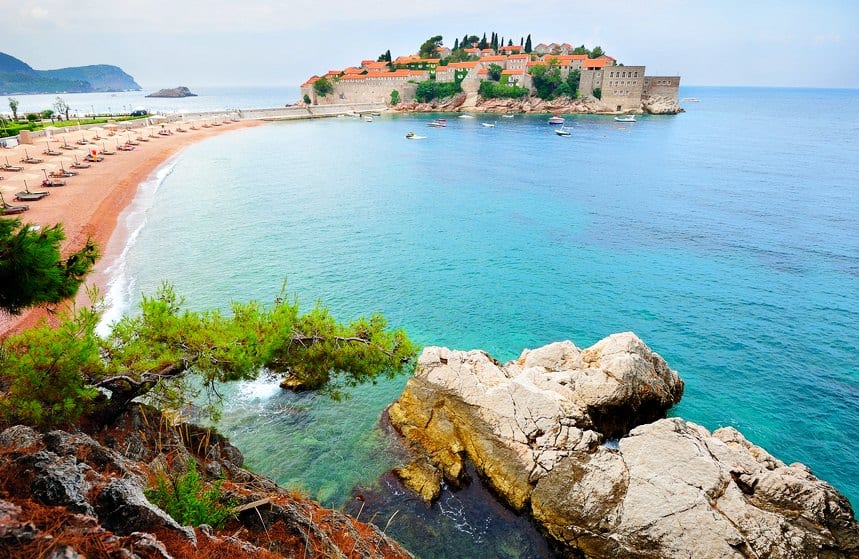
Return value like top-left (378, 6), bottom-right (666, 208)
top-left (103, 86), bottom-right (859, 557)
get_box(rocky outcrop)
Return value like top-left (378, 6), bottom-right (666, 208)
top-left (394, 94), bottom-right (617, 114)
top-left (146, 86), bottom-right (198, 98)
top-left (532, 418), bottom-right (859, 558)
top-left (642, 95), bottom-right (681, 114)
top-left (0, 405), bottom-right (414, 559)
top-left (389, 333), bottom-right (859, 558)
top-left (388, 333), bottom-right (684, 510)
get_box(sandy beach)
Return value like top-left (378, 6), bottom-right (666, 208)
top-left (0, 118), bottom-right (262, 337)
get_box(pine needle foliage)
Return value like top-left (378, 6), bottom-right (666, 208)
top-left (0, 218), bottom-right (99, 314)
top-left (145, 461), bottom-right (234, 528)
top-left (0, 283), bottom-right (418, 427)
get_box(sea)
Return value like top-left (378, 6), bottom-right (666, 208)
top-left (58, 86), bottom-right (859, 557)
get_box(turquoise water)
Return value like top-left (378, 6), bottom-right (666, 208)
top-left (105, 87), bottom-right (859, 555)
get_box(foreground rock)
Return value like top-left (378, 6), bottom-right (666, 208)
top-left (0, 406), bottom-right (413, 559)
top-left (388, 333), bottom-right (684, 509)
top-left (146, 86), bottom-right (198, 98)
top-left (389, 333), bottom-right (859, 558)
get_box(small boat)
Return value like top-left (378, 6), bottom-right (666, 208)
top-left (427, 120), bottom-right (447, 128)
top-left (555, 126), bottom-right (572, 137)
top-left (614, 115), bottom-right (636, 123)
top-left (501, 114), bottom-right (515, 118)
top-left (364, 116), bottom-right (374, 122)
top-left (405, 132), bottom-right (426, 140)
top-left (548, 114), bottom-right (565, 125)
top-left (681, 97), bottom-right (700, 102)
top-left (481, 122), bottom-right (496, 128)
top-left (458, 114), bottom-right (474, 119)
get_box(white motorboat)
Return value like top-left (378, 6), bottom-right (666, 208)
top-left (555, 126), bottom-right (571, 136)
top-left (548, 114), bottom-right (565, 125)
top-left (614, 115), bottom-right (636, 123)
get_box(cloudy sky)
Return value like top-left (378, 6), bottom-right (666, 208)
top-left (4, 0), bottom-right (858, 89)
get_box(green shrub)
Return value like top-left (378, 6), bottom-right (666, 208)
top-left (303, 93), bottom-right (311, 104)
top-left (145, 461), bottom-right (234, 528)
top-left (26, 113), bottom-right (39, 122)
top-left (390, 89), bottom-right (400, 105)
top-left (415, 80), bottom-right (461, 102)
top-left (0, 305), bottom-right (101, 427)
top-left (313, 77), bottom-right (333, 97)
top-left (593, 87), bottom-right (602, 100)
top-left (478, 81), bottom-right (528, 99)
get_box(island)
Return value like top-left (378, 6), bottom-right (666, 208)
top-left (145, 86), bottom-right (198, 98)
top-left (0, 51), bottom-right (140, 95)
top-left (300, 33), bottom-right (681, 114)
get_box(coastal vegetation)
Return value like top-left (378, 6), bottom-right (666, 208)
top-left (530, 63), bottom-right (581, 100)
top-left (313, 76), bottom-right (333, 97)
top-left (415, 80), bottom-right (461, 102)
top-left (478, 80), bottom-right (528, 99)
top-left (0, 282), bottom-right (417, 427)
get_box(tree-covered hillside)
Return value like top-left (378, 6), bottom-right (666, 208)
top-left (0, 51), bottom-right (141, 94)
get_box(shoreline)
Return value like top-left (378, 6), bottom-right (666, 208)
top-left (0, 118), bottom-right (263, 338)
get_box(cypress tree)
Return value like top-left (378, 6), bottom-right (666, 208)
top-left (508, 39), bottom-right (513, 46)
top-left (453, 37), bottom-right (459, 50)
top-left (479, 33), bottom-right (488, 49)
top-left (525, 34), bottom-right (532, 53)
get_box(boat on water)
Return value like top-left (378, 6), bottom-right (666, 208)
top-left (481, 122), bottom-right (496, 128)
top-left (458, 114), bottom-right (475, 119)
top-left (681, 97), bottom-right (700, 102)
top-left (501, 114), bottom-right (515, 118)
top-left (427, 120), bottom-right (447, 128)
top-left (405, 132), bottom-right (426, 140)
top-left (548, 114), bottom-right (565, 125)
top-left (364, 116), bottom-right (374, 122)
top-left (614, 115), bottom-right (636, 123)
top-left (555, 126), bottom-right (571, 137)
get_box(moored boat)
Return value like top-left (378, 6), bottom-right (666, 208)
top-left (548, 114), bottom-right (565, 125)
top-left (614, 115), bottom-right (636, 122)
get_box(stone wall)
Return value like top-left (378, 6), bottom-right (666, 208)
top-left (643, 76), bottom-right (681, 101)
top-left (600, 65), bottom-right (646, 112)
top-left (318, 80), bottom-right (418, 105)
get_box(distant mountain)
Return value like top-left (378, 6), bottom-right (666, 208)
top-left (0, 52), bottom-right (141, 95)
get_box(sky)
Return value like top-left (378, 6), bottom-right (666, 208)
top-left (3, 0), bottom-right (858, 89)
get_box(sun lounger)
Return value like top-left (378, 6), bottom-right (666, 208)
top-left (71, 161), bottom-right (91, 169)
top-left (2, 161), bottom-right (24, 172)
top-left (42, 179), bottom-right (66, 187)
top-left (15, 183), bottom-right (50, 201)
top-left (44, 148), bottom-right (62, 156)
top-left (0, 193), bottom-right (29, 215)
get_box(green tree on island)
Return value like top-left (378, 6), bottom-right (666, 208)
top-left (589, 46), bottom-right (605, 59)
top-left (314, 77), bottom-right (333, 97)
top-left (418, 35), bottom-right (443, 59)
top-left (525, 34), bottom-right (532, 53)
top-left (487, 63), bottom-right (503, 81)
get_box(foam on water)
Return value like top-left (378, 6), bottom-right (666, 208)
top-left (97, 159), bottom-right (177, 335)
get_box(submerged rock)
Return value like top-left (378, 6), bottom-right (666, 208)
top-left (389, 333), bottom-right (859, 558)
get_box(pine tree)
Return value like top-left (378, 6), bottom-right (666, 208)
top-left (0, 218), bottom-right (99, 315)
top-left (525, 34), bottom-right (533, 53)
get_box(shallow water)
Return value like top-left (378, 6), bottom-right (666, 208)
top-left (106, 86), bottom-right (859, 555)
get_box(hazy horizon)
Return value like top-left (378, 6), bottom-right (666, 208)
top-left (4, 0), bottom-right (858, 90)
